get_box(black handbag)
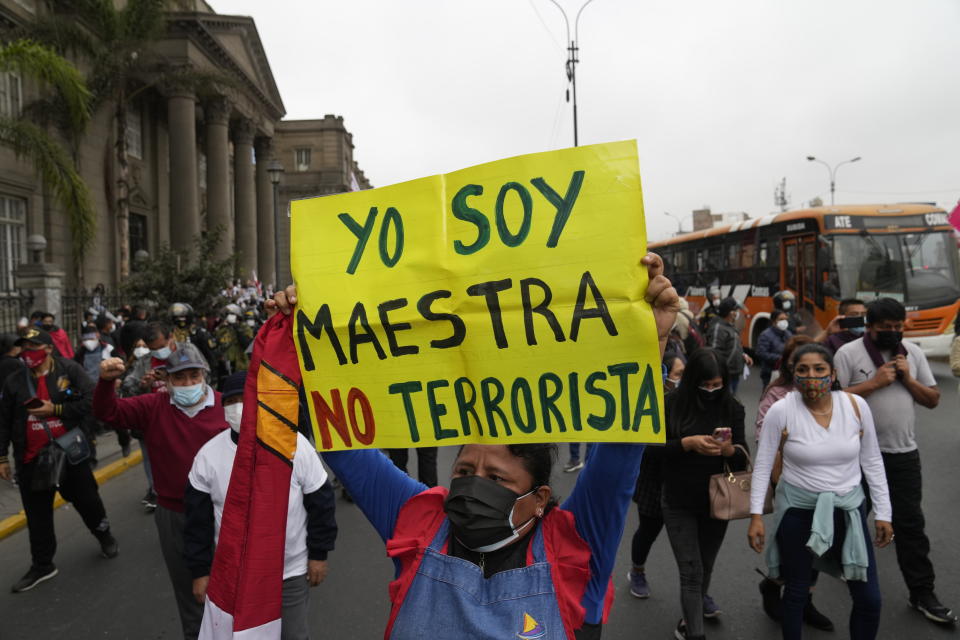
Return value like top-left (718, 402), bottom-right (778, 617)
top-left (55, 427), bottom-right (91, 465)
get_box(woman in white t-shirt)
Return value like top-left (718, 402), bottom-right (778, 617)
top-left (747, 343), bottom-right (893, 640)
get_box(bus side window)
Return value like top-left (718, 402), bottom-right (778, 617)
top-left (758, 241), bottom-right (768, 266)
top-left (697, 250), bottom-right (704, 271)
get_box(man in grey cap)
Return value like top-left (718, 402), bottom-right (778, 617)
top-left (707, 296), bottom-right (753, 394)
top-left (94, 342), bottom-right (226, 640)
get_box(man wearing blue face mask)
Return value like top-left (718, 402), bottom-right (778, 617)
top-left (93, 343), bottom-right (227, 640)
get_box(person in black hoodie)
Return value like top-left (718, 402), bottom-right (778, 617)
top-left (661, 348), bottom-right (748, 640)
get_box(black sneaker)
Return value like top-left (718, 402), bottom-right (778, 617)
top-left (11, 565), bottom-right (58, 593)
top-left (911, 592), bottom-right (958, 624)
top-left (804, 595), bottom-right (834, 631)
top-left (758, 572), bottom-right (783, 621)
top-left (142, 490), bottom-right (157, 513)
top-left (96, 531), bottom-right (119, 559)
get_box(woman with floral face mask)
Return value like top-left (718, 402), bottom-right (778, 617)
top-left (265, 253), bottom-right (682, 640)
top-left (748, 343), bottom-right (893, 640)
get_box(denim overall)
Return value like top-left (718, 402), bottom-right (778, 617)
top-left (389, 518), bottom-right (569, 639)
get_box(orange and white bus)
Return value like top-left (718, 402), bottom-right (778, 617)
top-left (650, 204), bottom-right (960, 357)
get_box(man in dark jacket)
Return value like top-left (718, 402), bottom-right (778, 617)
top-left (707, 297), bottom-right (753, 394)
top-left (0, 328), bottom-right (118, 593)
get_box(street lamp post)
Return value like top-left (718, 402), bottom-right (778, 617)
top-left (806, 155), bottom-right (861, 206)
top-left (266, 159), bottom-right (284, 290)
top-left (664, 212), bottom-right (691, 235)
top-left (546, 0), bottom-right (597, 147)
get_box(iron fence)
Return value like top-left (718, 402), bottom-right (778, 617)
top-left (60, 289), bottom-right (127, 339)
top-left (0, 292), bottom-right (32, 334)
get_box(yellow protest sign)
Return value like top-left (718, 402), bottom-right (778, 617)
top-left (291, 140), bottom-right (663, 451)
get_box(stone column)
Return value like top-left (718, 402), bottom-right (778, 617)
top-left (167, 90), bottom-right (200, 253)
top-left (205, 96), bottom-right (232, 261)
top-left (233, 118), bottom-right (257, 280)
top-left (254, 136), bottom-right (275, 288)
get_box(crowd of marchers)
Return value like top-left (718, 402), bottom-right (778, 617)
top-left (1, 259), bottom-right (959, 640)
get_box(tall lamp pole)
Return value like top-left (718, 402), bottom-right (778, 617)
top-left (664, 211), bottom-right (690, 235)
top-left (806, 155), bottom-right (861, 206)
top-left (266, 159), bottom-right (285, 290)
top-left (547, 0), bottom-right (597, 147)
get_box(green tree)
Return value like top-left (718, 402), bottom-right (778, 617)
top-left (0, 39), bottom-right (96, 269)
top-left (25, 0), bottom-right (234, 279)
top-left (121, 226), bottom-right (236, 317)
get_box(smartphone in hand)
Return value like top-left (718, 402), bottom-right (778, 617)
top-left (23, 397), bottom-right (43, 410)
top-left (838, 316), bottom-right (865, 330)
top-left (712, 427), bottom-right (732, 442)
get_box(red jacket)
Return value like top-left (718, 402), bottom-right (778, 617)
top-left (93, 379), bottom-right (226, 511)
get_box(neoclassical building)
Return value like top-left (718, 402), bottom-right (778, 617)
top-left (0, 0), bottom-right (369, 320)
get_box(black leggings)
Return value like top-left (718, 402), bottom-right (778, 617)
top-left (631, 507), bottom-right (664, 567)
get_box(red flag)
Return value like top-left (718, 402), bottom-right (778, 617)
top-left (949, 200), bottom-right (960, 233)
top-left (200, 313), bottom-right (302, 638)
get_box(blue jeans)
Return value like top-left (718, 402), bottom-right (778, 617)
top-left (568, 443), bottom-right (595, 462)
top-left (776, 506), bottom-right (881, 640)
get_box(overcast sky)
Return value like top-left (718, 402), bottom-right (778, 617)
top-left (218, 0), bottom-right (960, 242)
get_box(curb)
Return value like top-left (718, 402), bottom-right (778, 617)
top-left (0, 449), bottom-right (143, 541)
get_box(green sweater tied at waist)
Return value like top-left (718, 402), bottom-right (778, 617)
top-left (765, 479), bottom-right (869, 582)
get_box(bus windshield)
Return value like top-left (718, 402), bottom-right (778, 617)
top-left (831, 231), bottom-right (960, 307)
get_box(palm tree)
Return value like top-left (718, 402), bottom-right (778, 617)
top-left (25, 0), bottom-right (234, 279)
top-left (24, 0), bottom-right (168, 279)
top-left (0, 39), bottom-right (96, 271)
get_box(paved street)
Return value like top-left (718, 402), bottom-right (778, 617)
top-left (1, 362), bottom-right (958, 639)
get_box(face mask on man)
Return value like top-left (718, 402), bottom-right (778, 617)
top-left (171, 382), bottom-right (205, 407)
top-left (443, 475), bottom-right (538, 553)
top-left (151, 345), bottom-right (172, 360)
top-left (20, 348), bottom-right (47, 369)
top-left (873, 330), bottom-right (903, 350)
top-left (82, 339), bottom-right (99, 351)
top-left (225, 313), bottom-right (238, 325)
top-left (775, 319), bottom-right (789, 332)
top-left (781, 300), bottom-right (792, 311)
top-left (40, 323), bottom-right (54, 332)
top-left (133, 346), bottom-right (151, 359)
top-left (849, 326), bottom-right (865, 336)
top-left (224, 403), bottom-right (242, 432)
top-left (246, 319), bottom-right (256, 328)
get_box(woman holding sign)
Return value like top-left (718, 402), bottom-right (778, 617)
top-left (268, 253), bottom-right (679, 640)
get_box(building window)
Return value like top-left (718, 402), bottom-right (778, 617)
top-left (126, 105), bottom-right (142, 159)
top-left (295, 148), bottom-right (311, 172)
top-left (0, 196), bottom-right (26, 292)
top-left (0, 72), bottom-right (22, 118)
top-left (129, 212), bottom-right (147, 258)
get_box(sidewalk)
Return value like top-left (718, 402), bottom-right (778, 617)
top-left (0, 431), bottom-right (144, 539)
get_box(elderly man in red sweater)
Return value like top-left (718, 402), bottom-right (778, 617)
top-left (94, 343), bottom-right (226, 640)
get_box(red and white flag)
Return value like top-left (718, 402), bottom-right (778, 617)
top-left (199, 314), bottom-right (302, 639)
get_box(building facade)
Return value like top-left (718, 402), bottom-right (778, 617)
top-left (273, 116), bottom-right (372, 286)
top-left (0, 0), bottom-right (369, 325)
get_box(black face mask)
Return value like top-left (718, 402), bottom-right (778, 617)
top-left (873, 330), bottom-right (903, 350)
top-left (697, 386), bottom-right (722, 403)
top-left (40, 323), bottom-right (54, 332)
top-left (174, 317), bottom-right (188, 328)
top-left (443, 475), bottom-right (536, 553)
